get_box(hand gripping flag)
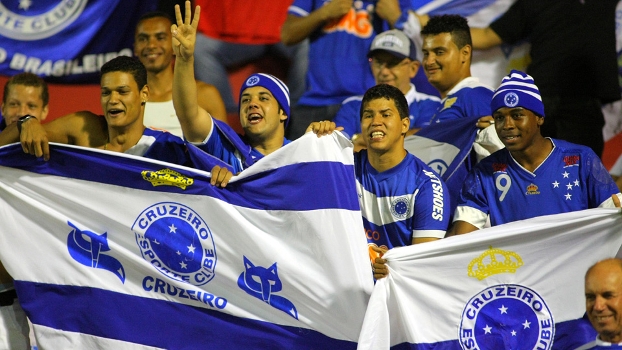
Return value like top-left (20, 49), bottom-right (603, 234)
top-left (0, 133), bottom-right (373, 349)
top-left (358, 208), bottom-right (622, 350)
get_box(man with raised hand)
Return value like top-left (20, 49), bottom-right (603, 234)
top-left (171, 1), bottom-right (292, 174)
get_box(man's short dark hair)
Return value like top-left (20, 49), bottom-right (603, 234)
top-left (3, 72), bottom-right (49, 106)
top-left (421, 14), bottom-right (472, 50)
top-left (360, 84), bottom-right (409, 121)
top-left (100, 56), bottom-right (147, 90)
top-left (137, 11), bottom-right (173, 26)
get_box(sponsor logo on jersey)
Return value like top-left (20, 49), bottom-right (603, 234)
top-left (563, 155), bottom-right (580, 167)
top-left (492, 163), bottom-right (508, 173)
top-left (459, 284), bottom-right (554, 350)
top-left (323, 3), bottom-right (373, 38)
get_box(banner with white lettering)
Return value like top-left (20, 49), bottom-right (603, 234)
top-left (0, 0), bottom-right (156, 83)
top-left (0, 133), bottom-right (373, 349)
top-left (358, 208), bottom-right (622, 349)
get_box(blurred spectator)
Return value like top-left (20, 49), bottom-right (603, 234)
top-left (1, 72), bottom-right (49, 131)
top-left (134, 11), bottom-right (227, 138)
top-left (334, 29), bottom-right (440, 151)
top-left (192, 0), bottom-right (308, 114)
top-left (282, 0), bottom-right (411, 139)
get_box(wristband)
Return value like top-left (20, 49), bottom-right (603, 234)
top-left (17, 115), bottom-right (37, 134)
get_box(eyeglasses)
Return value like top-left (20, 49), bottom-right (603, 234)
top-left (369, 57), bottom-right (410, 69)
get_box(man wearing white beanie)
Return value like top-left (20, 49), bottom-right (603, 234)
top-left (448, 70), bottom-right (621, 235)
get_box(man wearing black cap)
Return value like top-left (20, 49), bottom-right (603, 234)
top-left (448, 70), bottom-right (621, 236)
top-left (333, 29), bottom-right (440, 151)
top-left (172, 1), bottom-right (291, 174)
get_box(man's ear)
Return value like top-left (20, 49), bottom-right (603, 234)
top-left (279, 108), bottom-right (287, 123)
top-left (40, 105), bottom-right (49, 121)
top-left (409, 60), bottom-right (420, 79)
top-left (140, 84), bottom-right (150, 105)
top-left (402, 117), bottom-right (410, 135)
top-left (460, 44), bottom-right (472, 64)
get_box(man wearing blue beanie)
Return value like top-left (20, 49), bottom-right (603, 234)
top-left (171, 2), bottom-right (291, 174)
top-left (448, 70), bottom-right (621, 235)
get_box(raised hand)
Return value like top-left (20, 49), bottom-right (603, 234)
top-left (171, 0), bottom-right (200, 62)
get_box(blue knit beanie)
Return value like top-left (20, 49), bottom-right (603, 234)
top-left (491, 70), bottom-right (545, 117)
top-left (239, 73), bottom-right (291, 126)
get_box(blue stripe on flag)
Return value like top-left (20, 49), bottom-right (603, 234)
top-left (0, 144), bottom-right (359, 211)
top-left (16, 281), bottom-right (357, 350)
top-left (387, 319), bottom-right (596, 349)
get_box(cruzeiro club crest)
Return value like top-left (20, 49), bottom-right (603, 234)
top-left (66, 221), bottom-right (125, 283)
top-left (133, 202), bottom-right (217, 286)
top-left (237, 256), bottom-right (298, 319)
top-left (459, 284), bottom-right (554, 349)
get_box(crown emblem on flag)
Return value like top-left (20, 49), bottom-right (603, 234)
top-left (141, 169), bottom-right (194, 190)
top-left (468, 246), bottom-right (524, 280)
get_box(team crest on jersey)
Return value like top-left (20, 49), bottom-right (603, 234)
top-left (503, 92), bottom-right (519, 107)
top-left (459, 284), bottom-right (554, 350)
top-left (440, 97), bottom-right (457, 111)
top-left (0, 0), bottom-right (88, 41)
top-left (526, 183), bottom-right (540, 195)
top-left (66, 221), bottom-right (126, 283)
top-left (390, 196), bottom-right (410, 220)
top-left (237, 256), bottom-right (298, 319)
top-left (133, 202), bottom-right (217, 286)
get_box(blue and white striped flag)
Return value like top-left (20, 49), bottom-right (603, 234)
top-left (0, 133), bottom-right (373, 349)
top-left (358, 208), bottom-right (622, 349)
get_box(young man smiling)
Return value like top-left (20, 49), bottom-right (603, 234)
top-left (134, 11), bottom-right (227, 138)
top-left (309, 84), bottom-right (450, 279)
top-left (171, 2), bottom-right (291, 173)
top-left (333, 29), bottom-right (440, 150)
top-left (420, 15), bottom-right (493, 124)
top-left (1, 73), bottom-right (49, 131)
top-left (448, 70), bottom-right (621, 236)
top-left (0, 56), bottom-right (192, 167)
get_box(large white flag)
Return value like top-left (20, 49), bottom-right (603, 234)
top-left (358, 208), bottom-right (622, 350)
top-left (0, 133), bottom-right (373, 349)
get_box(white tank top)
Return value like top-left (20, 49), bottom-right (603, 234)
top-left (143, 100), bottom-right (183, 138)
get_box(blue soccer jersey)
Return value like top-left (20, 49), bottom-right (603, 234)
top-left (430, 77), bottom-right (493, 123)
top-left (194, 120), bottom-right (291, 173)
top-left (576, 337), bottom-right (622, 349)
top-left (334, 84), bottom-right (441, 137)
top-left (355, 150), bottom-right (450, 250)
top-left (288, 0), bottom-right (410, 106)
top-left (454, 139), bottom-right (621, 228)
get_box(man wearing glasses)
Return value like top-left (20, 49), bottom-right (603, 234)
top-left (333, 29), bottom-right (440, 151)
